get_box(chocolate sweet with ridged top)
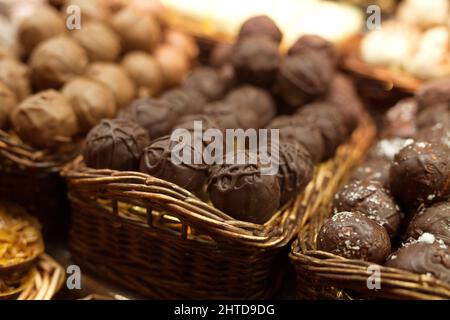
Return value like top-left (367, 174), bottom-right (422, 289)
top-left (237, 15), bottom-right (282, 44)
top-left (407, 202), bottom-right (450, 245)
top-left (390, 141), bottom-right (450, 211)
top-left (332, 180), bottom-right (403, 237)
top-left (83, 119), bottom-right (149, 171)
top-left (416, 77), bottom-right (450, 108)
top-left (159, 88), bottom-right (206, 116)
top-left (288, 35), bottom-right (337, 67)
top-left (317, 211), bottom-right (391, 264)
top-left (350, 158), bottom-right (391, 188)
top-left (183, 67), bottom-right (227, 102)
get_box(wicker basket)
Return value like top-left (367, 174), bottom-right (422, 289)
top-left (61, 115), bottom-right (375, 299)
top-left (0, 130), bottom-right (79, 237)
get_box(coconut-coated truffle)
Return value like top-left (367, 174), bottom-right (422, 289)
top-left (29, 36), bottom-right (88, 90)
top-left (86, 62), bottom-right (136, 109)
top-left (121, 51), bottom-right (162, 97)
top-left (0, 82), bottom-right (17, 130)
top-left (62, 77), bottom-right (116, 133)
top-left (0, 59), bottom-right (30, 101)
top-left (238, 15), bottom-right (282, 44)
top-left (10, 90), bottom-right (78, 149)
top-left (154, 45), bottom-right (190, 89)
top-left (71, 21), bottom-right (121, 62)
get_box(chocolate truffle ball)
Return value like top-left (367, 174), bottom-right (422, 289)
top-left (62, 77), bottom-right (116, 133)
top-left (0, 82), bottom-right (17, 130)
top-left (122, 51), bottom-right (162, 97)
top-left (154, 45), bottom-right (190, 89)
top-left (203, 101), bottom-right (240, 130)
top-left (10, 90), bottom-right (78, 149)
top-left (317, 211), bottom-right (391, 263)
top-left (0, 59), bottom-right (30, 101)
top-left (183, 67), bottom-right (227, 102)
top-left (350, 158), bottom-right (391, 188)
top-left (86, 62), bottom-right (136, 109)
top-left (165, 30), bottom-right (198, 61)
top-left (288, 35), bottom-right (337, 67)
top-left (390, 141), bottom-right (450, 211)
top-left (382, 98), bottom-right (418, 139)
top-left (118, 97), bottom-right (177, 139)
top-left (111, 8), bottom-right (161, 52)
top-left (416, 103), bottom-right (450, 130)
top-left (139, 135), bottom-right (208, 196)
top-left (63, 0), bottom-right (111, 23)
top-left (368, 138), bottom-right (413, 161)
top-left (232, 36), bottom-right (280, 88)
top-left (83, 119), bottom-right (149, 171)
top-left (17, 5), bottom-right (65, 57)
top-left (71, 21), bottom-right (121, 62)
top-left (29, 36), bottom-right (88, 90)
top-left (407, 202), bottom-right (450, 245)
top-left (385, 239), bottom-right (450, 283)
top-left (416, 77), bottom-right (450, 109)
top-left (332, 180), bottom-right (403, 237)
top-left (275, 52), bottom-right (333, 109)
top-left (160, 88), bottom-right (206, 116)
top-left (238, 15), bottom-right (282, 44)
top-left (207, 152), bottom-right (281, 224)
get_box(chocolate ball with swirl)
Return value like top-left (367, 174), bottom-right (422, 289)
top-left (237, 15), bottom-right (282, 44)
top-left (160, 88), bottom-right (207, 116)
top-left (183, 67), bottom-right (227, 102)
top-left (83, 119), bottom-right (149, 171)
top-left (407, 202), bottom-right (450, 245)
top-left (318, 211), bottom-right (391, 264)
top-left (288, 35), bottom-right (337, 67)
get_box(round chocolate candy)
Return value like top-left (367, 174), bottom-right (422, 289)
top-left (382, 98), bottom-right (418, 139)
top-left (237, 15), bottom-right (282, 44)
top-left (203, 101), bottom-right (240, 130)
top-left (183, 67), bottom-right (227, 102)
top-left (317, 211), bottom-right (391, 263)
top-left (288, 35), bottom-right (337, 67)
top-left (416, 77), bottom-right (450, 109)
top-left (407, 202), bottom-right (450, 245)
top-left (122, 51), bottom-right (162, 97)
top-left (83, 119), bottom-right (149, 171)
top-left (416, 103), bottom-right (450, 130)
top-left (349, 158), bottom-right (391, 188)
top-left (415, 124), bottom-right (450, 148)
top-left (159, 88), bottom-right (206, 116)
top-left (154, 45), bottom-right (190, 89)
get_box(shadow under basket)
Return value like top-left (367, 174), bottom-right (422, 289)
top-left (0, 130), bottom-right (79, 238)
top-left (62, 116), bottom-right (375, 299)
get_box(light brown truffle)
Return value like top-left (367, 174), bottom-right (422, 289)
top-left (121, 51), bottom-right (162, 97)
top-left (71, 21), bottom-right (121, 62)
top-left (164, 30), bottom-right (198, 60)
top-left (154, 45), bottom-right (189, 89)
top-left (10, 90), bottom-right (78, 149)
top-left (63, 0), bottom-right (111, 23)
top-left (17, 5), bottom-right (65, 57)
top-left (86, 62), bottom-right (136, 109)
top-left (62, 77), bottom-right (116, 133)
top-left (111, 8), bottom-right (161, 52)
top-left (29, 36), bottom-right (88, 90)
top-left (0, 59), bottom-right (30, 101)
top-left (0, 82), bottom-right (18, 130)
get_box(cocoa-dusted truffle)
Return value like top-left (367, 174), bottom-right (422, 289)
top-left (154, 45), bottom-right (190, 89)
top-left (122, 51), bottom-right (162, 97)
top-left (63, 0), bottom-right (111, 23)
top-left (10, 90), bottom-right (78, 149)
top-left (407, 202), bottom-right (450, 245)
top-left (71, 21), bottom-right (121, 62)
top-left (317, 211), bottom-right (391, 263)
top-left (0, 59), bottom-right (30, 101)
top-left (29, 36), bottom-right (88, 90)
top-left (332, 180), bottom-right (403, 237)
top-left (416, 103), bottom-right (450, 130)
top-left (183, 67), bottom-right (227, 102)
top-left (83, 119), bottom-right (149, 171)
top-left (288, 35), bottom-right (337, 67)
top-left (382, 98), bottom-right (418, 139)
top-left (0, 82), bottom-right (17, 130)
top-left (139, 135), bottom-right (208, 196)
top-left (86, 62), bottom-right (136, 109)
top-left (111, 8), bottom-right (161, 52)
top-left (160, 88), bottom-right (206, 116)
top-left (17, 5), bottom-right (65, 56)
top-left (232, 36), bottom-right (280, 88)
top-left (165, 30), bottom-right (198, 61)
top-left (207, 151), bottom-right (281, 224)
top-left (350, 158), bottom-right (391, 188)
top-left (62, 77), bottom-right (116, 133)
top-left (275, 52), bottom-right (333, 109)
top-left (385, 237), bottom-right (450, 283)
top-left (416, 77), bottom-right (450, 108)
top-left (390, 141), bottom-right (450, 211)
top-left (238, 15), bottom-right (282, 44)
top-left (118, 97), bottom-right (176, 139)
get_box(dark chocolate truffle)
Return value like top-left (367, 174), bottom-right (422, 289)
top-left (382, 98), bottom-right (418, 139)
top-left (118, 97), bottom-right (177, 139)
top-left (10, 90), bottom-right (78, 149)
top-left (232, 36), bottom-right (280, 88)
top-left (390, 141), bottom-right (450, 211)
top-left (122, 51), bottom-right (162, 97)
top-left (203, 101), bottom-right (240, 130)
top-left (318, 211), bottom-right (391, 263)
top-left (62, 77), bottom-right (117, 133)
top-left (83, 119), bottom-right (149, 171)
top-left (139, 135), bottom-right (208, 196)
top-left (368, 138), bottom-right (413, 161)
top-left (407, 202), bottom-right (450, 245)
top-left (238, 15), bottom-right (282, 44)
top-left (288, 35), bottom-right (337, 66)
top-left (207, 152), bottom-right (281, 224)
top-left (0, 81), bottom-right (17, 130)
top-left (29, 36), bottom-right (88, 90)
top-left (0, 59), bottom-right (30, 101)
top-left (332, 180), bottom-right (403, 237)
top-left (416, 103), bottom-right (450, 130)
top-left (183, 67), bottom-right (227, 101)
top-left (159, 88), bottom-right (206, 116)
top-left (385, 239), bottom-right (450, 283)
top-left (350, 158), bottom-right (391, 188)
top-left (154, 45), bottom-right (190, 89)
top-left (416, 77), bottom-right (450, 109)
top-left (275, 52), bottom-right (333, 109)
